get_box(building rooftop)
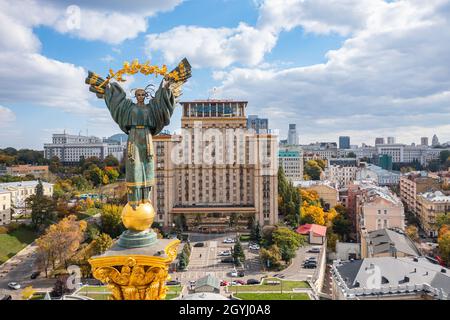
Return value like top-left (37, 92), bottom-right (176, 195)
top-left (367, 228), bottom-right (421, 257)
top-left (333, 256), bottom-right (450, 299)
top-left (279, 150), bottom-right (301, 157)
top-left (179, 292), bottom-right (229, 300)
top-left (419, 191), bottom-right (450, 202)
top-left (0, 180), bottom-right (53, 188)
top-left (195, 274), bottom-right (220, 291)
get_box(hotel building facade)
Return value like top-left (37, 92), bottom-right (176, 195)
top-left (151, 100), bottom-right (278, 231)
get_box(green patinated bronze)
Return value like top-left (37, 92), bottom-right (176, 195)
top-left (104, 81), bottom-right (175, 207)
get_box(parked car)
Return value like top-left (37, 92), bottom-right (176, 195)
top-left (246, 279), bottom-right (260, 285)
top-left (230, 281), bottom-right (242, 286)
top-left (1, 295), bottom-right (12, 300)
top-left (218, 250), bottom-right (232, 256)
top-left (30, 271), bottom-right (40, 279)
top-left (303, 261), bottom-right (317, 269)
top-left (235, 280), bottom-right (246, 285)
top-left (193, 242), bottom-right (205, 247)
top-left (238, 270), bottom-right (245, 277)
top-left (220, 280), bottom-right (229, 286)
top-left (308, 247), bottom-right (321, 253)
top-left (221, 257), bottom-right (235, 263)
top-left (166, 280), bottom-right (180, 286)
top-left (230, 270), bottom-right (238, 277)
top-left (249, 244), bottom-right (260, 250)
top-left (223, 238), bottom-right (236, 243)
top-left (305, 257), bottom-right (317, 263)
top-left (8, 282), bottom-right (21, 290)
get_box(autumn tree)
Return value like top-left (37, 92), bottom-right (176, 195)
top-left (260, 245), bottom-right (282, 270)
top-left (36, 215), bottom-right (87, 273)
top-left (438, 230), bottom-right (450, 265)
top-left (92, 233), bottom-right (113, 255)
top-left (405, 225), bottom-right (419, 241)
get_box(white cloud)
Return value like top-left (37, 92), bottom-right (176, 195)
top-left (213, 0), bottom-right (450, 144)
top-left (0, 105), bottom-right (15, 124)
top-left (0, 0), bottom-right (183, 45)
top-left (146, 23), bottom-right (277, 68)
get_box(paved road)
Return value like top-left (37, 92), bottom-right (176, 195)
top-left (0, 213), bottom-right (100, 299)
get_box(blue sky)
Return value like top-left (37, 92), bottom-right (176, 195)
top-left (1, 0), bottom-right (449, 149)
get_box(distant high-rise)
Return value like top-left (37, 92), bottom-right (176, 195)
top-left (287, 124), bottom-right (299, 145)
top-left (375, 137), bottom-right (385, 145)
top-left (387, 137), bottom-right (396, 144)
top-left (247, 115), bottom-right (268, 134)
top-left (420, 137), bottom-right (429, 146)
top-left (339, 136), bottom-right (350, 149)
top-left (432, 134), bottom-right (440, 147)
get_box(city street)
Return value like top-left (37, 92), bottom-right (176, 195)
top-left (170, 233), bottom-right (264, 285)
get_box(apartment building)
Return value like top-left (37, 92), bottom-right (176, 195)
top-left (151, 100), bottom-right (278, 231)
top-left (356, 163), bottom-right (400, 186)
top-left (416, 191), bottom-right (450, 237)
top-left (0, 190), bottom-right (11, 226)
top-left (355, 182), bottom-right (405, 236)
top-left (399, 172), bottom-right (441, 214)
top-left (324, 158), bottom-right (359, 188)
top-left (0, 181), bottom-right (54, 210)
top-left (279, 148), bottom-right (304, 182)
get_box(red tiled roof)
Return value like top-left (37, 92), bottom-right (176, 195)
top-left (296, 224), bottom-right (327, 237)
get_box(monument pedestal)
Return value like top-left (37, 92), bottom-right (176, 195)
top-left (88, 238), bottom-right (180, 300)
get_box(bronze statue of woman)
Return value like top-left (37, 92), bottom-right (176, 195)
top-left (85, 58), bottom-right (190, 248)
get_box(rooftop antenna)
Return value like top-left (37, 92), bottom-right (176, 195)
top-left (208, 87), bottom-right (217, 100)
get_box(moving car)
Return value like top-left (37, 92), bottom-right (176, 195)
top-left (8, 282), bottom-right (21, 290)
top-left (246, 279), bottom-right (260, 285)
top-left (308, 247), bottom-right (321, 253)
top-left (30, 271), bottom-right (40, 279)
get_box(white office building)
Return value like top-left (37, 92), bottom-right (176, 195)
top-left (44, 133), bottom-right (126, 163)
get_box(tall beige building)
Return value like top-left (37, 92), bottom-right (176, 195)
top-left (152, 100), bottom-right (278, 232)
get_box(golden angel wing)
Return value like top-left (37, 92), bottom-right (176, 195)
top-left (167, 58), bottom-right (191, 99)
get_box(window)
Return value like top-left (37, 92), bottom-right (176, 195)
top-left (384, 209), bottom-right (387, 215)
top-left (377, 209), bottom-right (381, 215)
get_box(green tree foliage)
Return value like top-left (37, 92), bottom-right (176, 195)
top-left (304, 160), bottom-right (323, 180)
top-left (51, 275), bottom-right (72, 298)
top-left (436, 213), bottom-right (450, 230)
top-left (27, 181), bottom-right (57, 232)
top-left (250, 221), bottom-right (262, 244)
top-left (278, 167), bottom-right (301, 227)
top-left (346, 152), bottom-right (357, 158)
top-left (266, 226), bottom-right (306, 264)
top-left (100, 204), bottom-right (125, 238)
top-left (260, 245), bottom-right (282, 270)
top-left (233, 239), bottom-right (246, 266)
top-left (104, 155), bottom-right (119, 167)
top-left (327, 229), bottom-right (339, 252)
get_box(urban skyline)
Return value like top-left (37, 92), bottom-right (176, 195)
top-left (1, 0), bottom-right (450, 149)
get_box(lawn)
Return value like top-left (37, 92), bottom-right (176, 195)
top-left (0, 226), bottom-right (37, 264)
top-left (228, 278), bottom-right (310, 293)
top-left (76, 285), bottom-right (181, 300)
top-left (235, 292), bottom-right (310, 300)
